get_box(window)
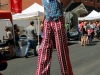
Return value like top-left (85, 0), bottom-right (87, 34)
top-left (90, 0), bottom-right (93, 2)
top-left (97, 0), bottom-right (100, 3)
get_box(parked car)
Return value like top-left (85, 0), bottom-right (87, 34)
top-left (67, 26), bottom-right (79, 41)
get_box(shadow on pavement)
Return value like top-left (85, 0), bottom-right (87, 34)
top-left (87, 43), bottom-right (96, 46)
top-left (87, 40), bottom-right (100, 46)
top-left (68, 42), bottom-right (78, 46)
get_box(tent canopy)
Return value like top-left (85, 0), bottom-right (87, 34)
top-left (22, 2), bottom-right (44, 14)
top-left (78, 10), bottom-right (100, 20)
top-left (85, 10), bottom-right (98, 18)
top-left (13, 2), bottom-right (44, 20)
top-left (0, 10), bottom-right (13, 24)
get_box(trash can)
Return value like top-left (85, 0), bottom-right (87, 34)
top-left (15, 39), bottom-right (27, 57)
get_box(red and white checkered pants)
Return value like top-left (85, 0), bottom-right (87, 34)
top-left (36, 17), bottom-right (73, 75)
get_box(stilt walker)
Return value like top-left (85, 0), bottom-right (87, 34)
top-left (36, 0), bottom-right (73, 75)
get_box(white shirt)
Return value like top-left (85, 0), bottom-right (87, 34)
top-left (6, 31), bottom-right (13, 40)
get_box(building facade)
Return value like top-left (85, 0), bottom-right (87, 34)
top-left (74, 0), bottom-right (100, 11)
top-left (0, 0), bottom-right (71, 12)
top-left (0, 0), bottom-right (100, 12)
top-left (0, 0), bottom-right (100, 30)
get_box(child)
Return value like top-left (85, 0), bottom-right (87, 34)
top-left (87, 27), bottom-right (92, 44)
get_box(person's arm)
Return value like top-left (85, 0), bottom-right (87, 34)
top-left (17, 29), bottom-right (20, 35)
top-left (26, 30), bottom-right (27, 35)
top-left (40, 24), bottom-right (44, 32)
top-left (32, 29), bottom-right (37, 40)
top-left (41, 7), bottom-right (46, 23)
top-left (34, 29), bottom-right (37, 36)
top-left (18, 32), bottom-right (20, 35)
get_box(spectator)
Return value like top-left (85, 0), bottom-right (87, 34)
top-left (87, 27), bottom-right (92, 44)
top-left (14, 24), bottom-right (20, 48)
top-left (25, 21), bottom-right (38, 58)
top-left (90, 22), bottom-right (94, 42)
top-left (97, 21), bottom-right (100, 39)
top-left (78, 21), bottom-right (84, 41)
top-left (4, 26), bottom-right (14, 59)
top-left (81, 22), bottom-right (88, 46)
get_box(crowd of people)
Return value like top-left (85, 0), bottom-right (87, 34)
top-left (1, 20), bottom-right (100, 74)
top-left (78, 20), bottom-right (100, 46)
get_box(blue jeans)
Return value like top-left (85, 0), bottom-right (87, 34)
top-left (79, 32), bottom-right (82, 41)
top-left (88, 35), bottom-right (92, 43)
top-left (97, 30), bottom-right (100, 39)
top-left (25, 39), bottom-right (37, 55)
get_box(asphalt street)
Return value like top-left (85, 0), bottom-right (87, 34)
top-left (1, 39), bottom-right (100, 75)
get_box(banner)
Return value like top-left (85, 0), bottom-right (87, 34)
top-left (10, 0), bottom-right (22, 13)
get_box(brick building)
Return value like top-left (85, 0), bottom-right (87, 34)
top-left (0, 0), bottom-right (70, 12)
top-left (65, 0), bottom-right (100, 26)
top-left (0, 0), bottom-right (100, 12)
top-left (0, 0), bottom-right (100, 26)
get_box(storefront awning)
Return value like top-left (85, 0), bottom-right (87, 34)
top-left (0, 10), bottom-right (13, 24)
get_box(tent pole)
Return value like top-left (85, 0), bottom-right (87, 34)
top-left (69, 11), bottom-right (70, 31)
top-left (11, 19), bottom-right (16, 50)
top-left (7, 20), bottom-right (8, 26)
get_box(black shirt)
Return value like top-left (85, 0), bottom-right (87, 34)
top-left (82, 27), bottom-right (87, 34)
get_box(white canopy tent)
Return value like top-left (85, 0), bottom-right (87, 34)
top-left (78, 10), bottom-right (99, 20)
top-left (12, 2), bottom-right (44, 20)
top-left (91, 12), bottom-right (100, 20)
top-left (13, 11), bottom-right (43, 20)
